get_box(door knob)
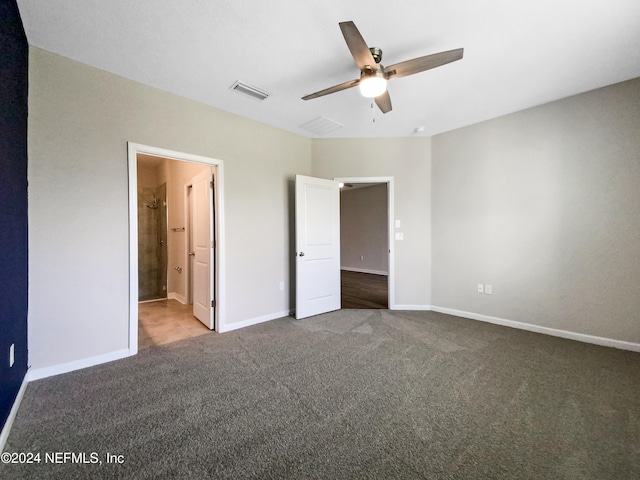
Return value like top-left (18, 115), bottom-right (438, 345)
top-left (299, 252), bottom-right (305, 257)
top-left (189, 252), bottom-right (195, 256)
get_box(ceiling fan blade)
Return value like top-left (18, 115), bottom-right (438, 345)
top-left (375, 91), bottom-right (392, 114)
top-left (339, 21), bottom-right (377, 70)
top-left (302, 78), bottom-right (360, 100)
top-left (385, 48), bottom-right (464, 79)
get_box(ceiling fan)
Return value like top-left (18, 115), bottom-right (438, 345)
top-left (302, 21), bottom-right (464, 114)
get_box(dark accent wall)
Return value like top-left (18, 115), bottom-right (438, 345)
top-left (0, 0), bottom-right (29, 431)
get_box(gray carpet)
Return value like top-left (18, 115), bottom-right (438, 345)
top-left (2, 309), bottom-right (639, 479)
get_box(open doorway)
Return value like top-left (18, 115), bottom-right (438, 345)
top-left (293, 175), bottom-right (395, 319)
top-left (136, 155), bottom-right (213, 349)
top-left (336, 177), bottom-right (395, 310)
top-left (128, 143), bottom-right (225, 355)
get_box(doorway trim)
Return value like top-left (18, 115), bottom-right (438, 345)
top-left (334, 176), bottom-right (395, 309)
top-left (127, 142), bottom-right (226, 355)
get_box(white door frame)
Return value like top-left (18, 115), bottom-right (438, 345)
top-left (334, 176), bottom-right (395, 309)
top-left (127, 142), bottom-right (226, 355)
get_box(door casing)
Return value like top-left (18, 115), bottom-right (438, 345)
top-left (335, 176), bottom-right (395, 309)
top-left (127, 143), bottom-right (225, 355)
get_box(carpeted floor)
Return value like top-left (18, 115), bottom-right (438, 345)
top-left (2, 309), bottom-right (639, 479)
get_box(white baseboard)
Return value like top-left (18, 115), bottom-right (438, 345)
top-left (218, 310), bottom-right (290, 333)
top-left (392, 304), bottom-right (432, 311)
top-left (341, 267), bottom-right (388, 276)
top-left (168, 292), bottom-right (187, 304)
top-left (0, 375), bottom-right (28, 452)
top-left (26, 348), bottom-right (132, 382)
top-left (431, 306), bottom-right (640, 352)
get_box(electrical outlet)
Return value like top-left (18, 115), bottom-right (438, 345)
top-left (279, 281), bottom-right (284, 291)
top-left (10, 344), bottom-right (14, 367)
top-left (477, 284), bottom-right (484, 293)
top-left (395, 232), bottom-right (404, 240)
top-left (485, 284), bottom-right (493, 295)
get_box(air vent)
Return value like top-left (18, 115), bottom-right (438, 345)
top-left (299, 116), bottom-right (344, 136)
top-left (229, 81), bottom-right (270, 101)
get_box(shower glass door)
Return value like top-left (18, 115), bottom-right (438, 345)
top-left (138, 183), bottom-right (168, 301)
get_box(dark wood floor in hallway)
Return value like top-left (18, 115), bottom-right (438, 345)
top-left (341, 270), bottom-right (388, 309)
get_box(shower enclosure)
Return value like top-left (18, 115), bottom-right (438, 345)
top-left (138, 183), bottom-right (167, 301)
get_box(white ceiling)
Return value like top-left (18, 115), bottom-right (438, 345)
top-left (16, 0), bottom-right (640, 138)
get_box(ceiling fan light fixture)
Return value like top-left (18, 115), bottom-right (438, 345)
top-left (301, 21), bottom-right (464, 115)
top-left (359, 71), bottom-right (387, 98)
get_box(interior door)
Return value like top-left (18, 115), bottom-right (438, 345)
top-left (295, 174), bottom-right (341, 319)
top-left (191, 168), bottom-right (215, 329)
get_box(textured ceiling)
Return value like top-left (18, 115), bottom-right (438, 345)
top-left (16, 0), bottom-right (640, 138)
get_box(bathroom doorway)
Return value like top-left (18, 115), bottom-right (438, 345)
top-left (128, 143), bottom-right (226, 355)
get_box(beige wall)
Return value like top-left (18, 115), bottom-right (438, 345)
top-left (340, 184), bottom-right (388, 274)
top-left (431, 77), bottom-right (640, 343)
top-left (312, 137), bottom-right (432, 308)
top-left (28, 48), bottom-right (312, 370)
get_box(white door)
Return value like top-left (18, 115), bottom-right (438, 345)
top-left (295, 174), bottom-right (341, 319)
top-left (191, 168), bottom-right (215, 329)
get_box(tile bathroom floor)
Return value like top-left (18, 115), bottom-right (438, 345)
top-left (138, 299), bottom-right (211, 350)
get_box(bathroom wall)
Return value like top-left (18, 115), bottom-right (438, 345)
top-left (164, 159), bottom-right (210, 302)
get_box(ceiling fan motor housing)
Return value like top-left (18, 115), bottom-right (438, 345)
top-left (369, 47), bottom-right (383, 64)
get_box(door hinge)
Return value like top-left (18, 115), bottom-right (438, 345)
top-left (211, 241), bottom-right (216, 248)
top-left (211, 300), bottom-right (216, 308)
